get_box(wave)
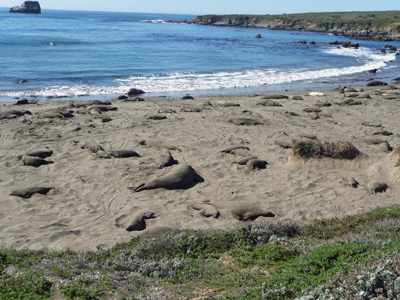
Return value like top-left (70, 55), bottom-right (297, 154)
top-left (1, 46), bottom-right (396, 99)
top-left (142, 19), bottom-right (167, 24)
top-left (324, 46), bottom-right (396, 63)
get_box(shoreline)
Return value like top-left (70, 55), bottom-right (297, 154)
top-left (1, 82), bottom-right (399, 251)
top-left (2, 73), bottom-right (400, 104)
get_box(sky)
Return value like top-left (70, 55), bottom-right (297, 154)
top-left (1, 0), bottom-right (399, 15)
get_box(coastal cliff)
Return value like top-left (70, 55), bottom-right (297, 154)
top-left (189, 11), bottom-right (400, 41)
top-left (10, 1), bottom-right (41, 14)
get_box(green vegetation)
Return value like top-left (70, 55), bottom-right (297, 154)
top-left (292, 140), bottom-right (360, 160)
top-left (191, 11), bottom-right (400, 40)
top-left (2, 205), bottom-right (400, 299)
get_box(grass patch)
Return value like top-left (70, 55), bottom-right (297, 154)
top-left (292, 140), bottom-right (360, 160)
top-left (2, 206), bottom-right (400, 298)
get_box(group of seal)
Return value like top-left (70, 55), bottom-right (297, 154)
top-left (19, 150), bottom-right (54, 167)
top-left (221, 145), bottom-right (268, 171)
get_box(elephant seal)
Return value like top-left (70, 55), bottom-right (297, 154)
top-left (204, 200), bottom-right (275, 221)
top-left (200, 206), bottom-right (220, 218)
top-left (24, 150), bottom-right (53, 159)
top-left (228, 118), bottom-right (263, 126)
top-left (261, 94), bottom-right (288, 99)
top-left (246, 159), bottom-right (268, 170)
top-left (139, 139), bottom-right (182, 152)
top-left (379, 141), bottom-right (392, 152)
top-left (11, 187), bottom-right (54, 198)
top-left (0, 110), bottom-right (32, 120)
top-left (256, 100), bottom-right (282, 107)
top-left (17, 150), bottom-right (53, 160)
top-left (81, 142), bottom-right (104, 153)
top-left (148, 115), bottom-right (167, 120)
top-left (39, 110), bottom-right (73, 119)
top-left (234, 156), bottom-right (258, 165)
top-left (159, 151), bottom-right (177, 169)
top-left (86, 105), bottom-right (117, 112)
top-left (21, 155), bottom-right (53, 167)
top-left (366, 182), bottom-right (388, 194)
top-left (230, 149), bottom-right (252, 157)
top-left (115, 211), bottom-right (157, 231)
top-left (189, 203), bottom-right (220, 218)
top-left (180, 107), bottom-right (202, 112)
top-left (340, 177), bottom-right (359, 188)
top-left (158, 109), bottom-right (176, 114)
top-left (129, 164), bottom-right (198, 192)
top-left (108, 150), bottom-right (140, 158)
top-left (218, 101), bottom-right (240, 107)
top-left (221, 145), bottom-right (250, 153)
top-left (303, 107), bottom-right (322, 113)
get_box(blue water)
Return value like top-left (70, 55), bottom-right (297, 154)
top-left (1, 8), bottom-right (400, 101)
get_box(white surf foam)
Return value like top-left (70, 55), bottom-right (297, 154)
top-left (1, 46), bottom-right (396, 98)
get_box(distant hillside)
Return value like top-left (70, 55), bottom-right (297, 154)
top-left (189, 11), bottom-right (400, 41)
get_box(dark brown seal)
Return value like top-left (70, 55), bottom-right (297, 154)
top-left (21, 155), bottom-right (53, 167)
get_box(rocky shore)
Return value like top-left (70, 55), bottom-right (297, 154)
top-left (188, 12), bottom-right (400, 41)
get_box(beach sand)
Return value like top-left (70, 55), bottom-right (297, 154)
top-left (1, 83), bottom-right (399, 251)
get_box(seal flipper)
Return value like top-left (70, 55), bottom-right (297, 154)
top-left (128, 183), bottom-right (146, 192)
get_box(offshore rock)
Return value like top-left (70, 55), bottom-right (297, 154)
top-left (10, 1), bottom-right (41, 14)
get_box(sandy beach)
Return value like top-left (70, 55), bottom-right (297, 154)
top-left (1, 82), bottom-right (399, 252)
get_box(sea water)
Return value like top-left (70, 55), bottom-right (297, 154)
top-left (1, 8), bottom-right (400, 102)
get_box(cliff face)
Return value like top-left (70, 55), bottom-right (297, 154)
top-left (189, 13), bottom-right (400, 41)
top-left (10, 1), bottom-right (41, 14)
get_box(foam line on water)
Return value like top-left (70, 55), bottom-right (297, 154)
top-left (1, 47), bottom-right (396, 98)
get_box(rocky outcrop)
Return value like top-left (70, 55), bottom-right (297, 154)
top-left (10, 1), bottom-right (41, 14)
top-left (189, 14), bottom-right (400, 41)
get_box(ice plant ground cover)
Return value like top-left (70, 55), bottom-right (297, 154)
top-left (3, 204), bottom-right (400, 299)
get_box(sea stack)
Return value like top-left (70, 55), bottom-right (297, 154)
top-left (10, 1), bottom-right (41, 14)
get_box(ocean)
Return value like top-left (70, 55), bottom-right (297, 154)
top-left (1, 8), bottom-right (400, 102)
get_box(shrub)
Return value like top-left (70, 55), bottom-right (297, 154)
top-left (296, 258), bottom-right (400, 299)
top-left (292, 140), bottom-right (360, 160)
top-left (104, 249), bottom-right (188, 279)
top-left (0, 273), bottom-right (52, 299)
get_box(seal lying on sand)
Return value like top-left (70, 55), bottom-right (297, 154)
top-left (228, 118), bottom-right (263, 126)
top-left (221, 145), bottom-right (250, 153)
top-left (108, 150), bottom-right (140, 158)
top-left (115, 211), bottom-right (157, 231)
top-left (139, 139), bottom-right (182, 152)
top-left (204, 200), bottom-right (275, 221)
top-left (11, 187), bottom-right (54, 198)
top-left (129, 164), bottom-right (198, 192)
top-left (159, 151), bottom-right (177, 169)
top-left (234, 156), bottom-right (258, 165)
top-left (246, 159), bottom-right (268, 170)
top-left (24, 150), bottom-right (53, 159)
top-left (17, 150), bottom-right (53, 160)
top-left (21, 155), bottom-right (53, 167)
